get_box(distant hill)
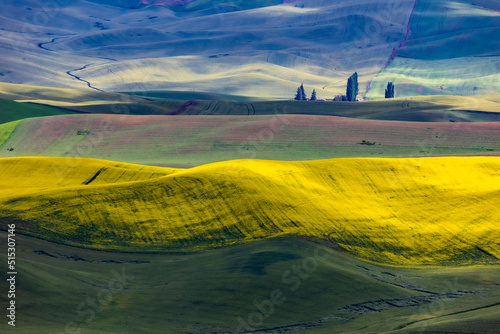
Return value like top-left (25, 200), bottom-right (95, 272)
top-left (367, 0), bottom-right (500, 98)
top-left (121, 89), bottom-right (266, 101)
top-left (0, 0), bottom-right (414, 98)
top-left (2, 0), bottom-right (498, 98)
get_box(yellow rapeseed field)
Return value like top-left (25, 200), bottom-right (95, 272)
top-left (0, 156), bottom-right (498, 265)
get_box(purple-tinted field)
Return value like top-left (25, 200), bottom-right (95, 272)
top-left (1, 114), bottom-right (499, 167)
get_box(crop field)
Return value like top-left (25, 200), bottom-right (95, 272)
top-left (1, 0), bottom-right (500, 332)
top-left (1, 232), bottom-right (500, 334)
top-left (67, 96), bottom-right (500, 119)
top-left (1, 113), bottom-right (499, 167)
top-left (0, 0), bottom-right (417, 97)
top-left (0, 156), bottom-right (499, 266)
top-left (0, 99), bottom-right (76, 124)
top-left (367, 57), bottom-right (500, 99)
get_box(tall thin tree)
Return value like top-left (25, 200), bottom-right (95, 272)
top-left (310, 89), bottom-right (317, 101)
top-left (295, 86), bottom-right (302, 100)
top-left (300, 83), bottom-right (306, 100)
top-left (385, 82), bottom-right (395, 98)
top-left (346, 72), bottom-right (358, 102)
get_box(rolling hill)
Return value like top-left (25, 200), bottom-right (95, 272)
top-left (2, 82), bottom-right (500, 117)
top-left (0, 0), bottom-right (414, 98)
top-left (1, 1), bottom-right (499, 333)
top-left (1, 233), bottom-right (499, 333)
top-left (1, 113), bottom-right (499, 167)
top-left (367, 0), bottom-right (500, 98)
top-left (1, 0), bottom-right (498, 98)
top-left (0, 98), bottom-right (77, 124)
top-left (0, 156), bottom-right (499, 265)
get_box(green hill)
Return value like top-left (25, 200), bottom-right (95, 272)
top-left (1, 114), bottom-right (499, 167)
top-left (0, 99), bottom-right (76, 124)
top-left (0, 233), bottom-right (499, 334)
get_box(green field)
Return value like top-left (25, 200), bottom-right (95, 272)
top-left (41, 95), bottom-right (500, 120)
top-left (1, 113), bottom-right (499, 167)
top-left (0, 233), bottom-right (499, 334)
top-left (0, 99), bottom-right (76, 124)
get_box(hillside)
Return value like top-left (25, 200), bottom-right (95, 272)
top-left (0, 156), bottom-right (499, 265)
top-left (0, 0), bottom-right (415, 97)
top-left (1, 232), bottom-right (499, 333)
top-left (0, 99), bottom-right (76, 124)
top-left (2, 1), bottom-right (498, 98)
top-left (2, 83), bottom-right (500, 117)
top-left (1, 114), bottom-right (499, 167)
top-left (367, 0), bottom-right (500, 98)
top-left (0, 82), bottom-right (149, 109)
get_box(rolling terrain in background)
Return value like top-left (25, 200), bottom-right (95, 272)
top-left (1, 82), bottom-right (499, 166)
top-left (2, 0), bottom-right (498, 98)
top-left (367, 0), bottom-right (500, 98)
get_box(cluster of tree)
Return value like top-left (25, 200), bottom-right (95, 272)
top-left (294, 73), bottom-right (396, 101)
top-left (294, 83), bottom-right (317, 101)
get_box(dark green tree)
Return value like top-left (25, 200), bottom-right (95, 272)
top-left (346, 72), bottom-right (358, 102)
top-left (294, 86), bottom-right (302, 100)
top-left (310, 89), bottom-right (317, 101)
top-left (300, 83), bottom-right (306, 100)
top-left (385, 82), bottom-right (395, 98)
top-left (294, 83), bottom-right (307, 100)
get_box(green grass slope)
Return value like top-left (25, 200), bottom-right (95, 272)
top-left (1, 233), bottom-right (499, 334)
top-left (0, 82), bottom-right (149, 109)
top-left (0, 99), bottom-right (76, 124)
top-left (2, 83), bottom-right (500, 119)
top-left (0, 120), bottom-right (21, 148)
top-left (1, 114), bottom-right (499, 167)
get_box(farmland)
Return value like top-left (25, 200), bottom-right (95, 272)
top-left (1, 0), bottom-right (500, 333)
top-left (0, 156), bottom-right (498, 266)
top-left (1, 232), bottom-right (499, 334)
top-left (1, 113), bottom-right (500, 167)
